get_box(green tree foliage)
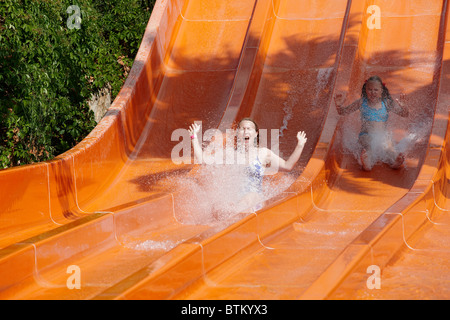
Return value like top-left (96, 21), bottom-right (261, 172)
top-left (0, 0), bottom-right (154, 168)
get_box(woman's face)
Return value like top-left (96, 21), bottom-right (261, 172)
top-left (365, 80), bottom-right (383, 102)
top-left (237, 120), bottom-right (258, 146)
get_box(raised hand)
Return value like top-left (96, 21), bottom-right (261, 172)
top-left (394, 93), bottom-right (409, 117)
top-left (334, 93), bottom-right (346, 112)
top-left (396, 93), bottom-right (406, 106)
top-left (188, 123), bottom-right (201, 138)
top-left (297, 131), bottom-right (307, 147)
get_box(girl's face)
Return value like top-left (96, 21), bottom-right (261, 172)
top-left (365, 80), bottom-right (383, 102)
top-left (237, 120), bottom-right (258, 146)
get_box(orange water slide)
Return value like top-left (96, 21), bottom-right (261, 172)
top-left (0, 0), bottom-right (449, 300)
top-left (162, 0), bottom-right (450, 300)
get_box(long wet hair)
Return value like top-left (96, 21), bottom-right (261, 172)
top-left (361, 76), bottom-right (393, 104)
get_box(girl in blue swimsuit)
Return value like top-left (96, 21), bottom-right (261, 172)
top-left (334, 76), bottom-right (409, 171)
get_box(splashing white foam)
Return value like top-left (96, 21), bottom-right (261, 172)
top-left (339, 108), bottom-right (431, 168)
top-left (159, 147), bottom-right (296, 226)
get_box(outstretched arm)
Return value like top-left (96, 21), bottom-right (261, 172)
top-left (334, 93), bottom-right (361, 115)
top-left (388, 94), bottom-right (409, 118)
top-left (267, 131), bottom-right (307, 172)
top-left (188, 123), bottom-right (203, 163)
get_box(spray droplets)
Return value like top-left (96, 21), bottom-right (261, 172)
top-left (158, 159), bottom-right (296, 226)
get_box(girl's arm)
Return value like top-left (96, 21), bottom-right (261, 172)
top-left (188, 123), bottom-right (203, 163)
top-left (388, 94), bottom-right (409, 118)
top-left (335, 93), bottom-right (361, 115)
top-left (265, 131), bottom-right (307, 172)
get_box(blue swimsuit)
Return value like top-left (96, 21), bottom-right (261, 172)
top-left (243, 157), bottom-right (264, 194)
top-left (359, 98), bottom-right (389, 137)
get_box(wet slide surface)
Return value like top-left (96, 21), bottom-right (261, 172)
top-left (0, 0), bottom-right (449, 300)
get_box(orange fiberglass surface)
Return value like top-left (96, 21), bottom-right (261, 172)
top-left (0, 0), bottom-right (449, 300)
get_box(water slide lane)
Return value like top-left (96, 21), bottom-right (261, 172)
top-left (322, 2), bottom-right (450, 299)
top-left (94, 0), bottom-right (353, 299)
top-left (0, 0), bottom-right (449, 299)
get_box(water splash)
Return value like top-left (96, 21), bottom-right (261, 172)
top-left (279, 92), bottom-right (296, 137)
top-left (339, 109), bottom-right (431, 168)
top-left (158, 147), bottom-right (296, 226)
top-left (121, 234), bottom-right (185, 252)
top-left (128, 239), bottom-right (183, 251)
